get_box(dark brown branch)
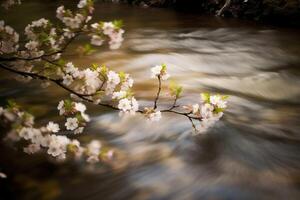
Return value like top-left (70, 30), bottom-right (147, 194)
top-left (0, 63), bottom-right (95, 97)
top-left (42, 57), bottom-right (61, 67)
top-left (168, 96), bottom-right (179, 111)
top-left (153, 75), bottom-right (161, 109)
top-left (216, 0), bottom-right (231, 16)
top-left (187, 117), bottom-right (197, 132)
top-left (0, 63), bottom-right (120, 111)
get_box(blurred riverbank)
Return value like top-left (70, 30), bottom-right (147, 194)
top-left (112, 0), bottom-right (300, 27)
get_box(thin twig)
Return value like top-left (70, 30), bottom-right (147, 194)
top-left (153, 75), bottom-right (161, 109)
top-left (0, 32), bottom-right (80, 62)
top-left (187, 117), bottom-right (197, 132)
top-left (167, 96), bottom-right (179, 111)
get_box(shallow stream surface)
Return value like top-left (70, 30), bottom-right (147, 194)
top-left (1, 1), bottom-right (300, 200)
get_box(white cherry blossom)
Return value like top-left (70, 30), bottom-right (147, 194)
top-left (102, 22), bottom-right (115, 35)
top-left (25, 40), bottom-right (38, 51)
top-left (112, 91), bottom-right (127, 100)
top-left (107, 70), bottom-right (120, 85)
top-left (91, 35), bottom-right (104, 46)
top-left (131, 97), bottom-right (139, 113)
top-left (210, 95), bottom-right (227, 108)
top-left (75, 102), bottom-right (86, 113)
top-left (151, 65), bottom-right (162, 78)
top-left (118, 98), bottom-right (131, 112)
top-left (148, 111), bottom-right (161, 122)
top-left (18, 127), bottom-right (34, 140)
top-left (74, 127), bottom-right (84, 134)
top-left (192, 104), bottom-right (200, 115)
top-left (77, 0), bottom-right (87, 8)
top-left (63, 74), bottom-right (73, 86)
top-left (65, 117), bottom-right (79, 130)
top-left (0, 172), bottom-right (7, 179)
top-left (161, 73), bottom-right (170, 80)
top-left (24, 144), bottom-right (41, 154)
top-left (87, 155), bottom-right (99, 163)
top-left (46, 121), bottom-right (60, 133)
top-left (47, 142), bottom-right (63, 157)
top-left (81, 113), bottom-right (90, 122)
top-left (200, 103), bottom-right (214, 119)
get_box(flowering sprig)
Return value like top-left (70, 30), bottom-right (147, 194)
top-left (90, 20), bottom-right (124, 49)
top-left (181, 93), bottom-right (228, 133)
top-left (147, 64), bottom-right (228, 134)
top-left (0, 100), bottom-right (113, 163)
top-left (151, 63), bottom-right (170, 80)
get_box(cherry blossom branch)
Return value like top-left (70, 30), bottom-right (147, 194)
top-left (0, 0), bottom-right (228, 136)
top-left (0, 63), bottom-right (178, 115)
top-left (0, 62), bottom-right (202, 123)
top-left (0, 62), bottom-right (118, 111)
top-left (0, 60), bottom-right (226, 133)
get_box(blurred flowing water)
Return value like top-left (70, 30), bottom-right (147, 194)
top-left (1, 1), bottom-right (300, 200)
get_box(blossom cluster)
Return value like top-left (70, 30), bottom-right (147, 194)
top-left (148, 64), bottom-right (228, 133)
top-left (1, 0), bottom-right (124, 66)
top-left (22, 18), bottom-right (60, 59)
top-left (0, 101), bottom-right (113, 163)
top-left (1, 0), bottom-right (21, 10)
top-left (0, 20), bottom-right (19, 54)
top-left (57, 100), bottom-right (90, 134)
top-left (61, 63), bottom-right (138, 114)
top-left (143, 108), bottom-right (162, 122)
top-left (151, 64), bottom-right (170, 80)
top-left (56, 0), bottom-right (93, 30)
top-left (184, 93), bottom-right (228, 133)
top-left (90, 21), bottom-right (125, 49)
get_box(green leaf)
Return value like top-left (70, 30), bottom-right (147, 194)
top-left (95, 91), bottom-right (105, 96)
top-left (64, 99), bottom-right (73, 111)
top-left (201, 93), bottom-right (210, 103)
top-left (76, 113), bottom-right (84, 123)
top-left (39, 32), bottom-right (50, 43)
top-left (99, 21), bottom-right (105, 28)
top-left (65, 9), bottom-right (73, 17)
top-left (83, 44), bottom-right (96, 55)
top-left (161, 63), bottom-right (167, 71)
top-left (126, 89), bottom-right (134, 98)
top-left (91, 63), bottom-right (99, 71)
top-left (176, 86), bottom-right (183, 98)
top-left (7, 99), bottom-right (18, 109)
top-left (169, 81), bottom-right (182, 98)
top-left (222, 95), bottom-right (229, 100)
top-left (87, 0), bottom-right (94, 6)
top-left (119, 71), bottom-right (126, 82)
top-left (57, 59), bottom-right (66, 66)
top-left (214, 107), bottom-right (224, 114)
top-left (100, 65), bottom-right (108, 76)
top-left (113, 20), bottom-right (123, 29)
